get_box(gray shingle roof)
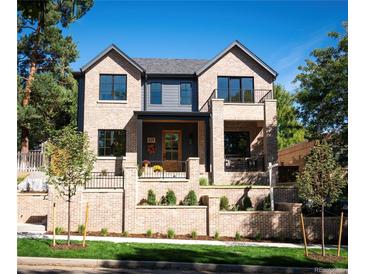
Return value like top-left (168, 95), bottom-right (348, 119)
top-left (133, 58), bottom-right (208, 75)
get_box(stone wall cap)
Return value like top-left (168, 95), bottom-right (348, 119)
top-left (136, 205), bottom-right (207, 209)
top-left (219, 210), bottom-right (289, 215)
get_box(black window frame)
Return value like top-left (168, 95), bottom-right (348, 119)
top-left (150, 82), bottom-right (162, 105)
top-left (217, 76), bottom-right (254, 103)
top-left (99, 74), bottom-right (127, 101)
top-left (224, 131), bottom-right (251, 157)
top-left (98, 129), bottom-right (126, 157)
top-left (179, 82), bottom-right (193, 105)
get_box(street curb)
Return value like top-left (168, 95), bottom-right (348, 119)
top-left (17, 257), bottom-right (348, 273)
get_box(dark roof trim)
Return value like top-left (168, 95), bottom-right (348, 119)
top-left (80, 44), bottom-right (145, 73)
top-left (146, 73), bottom-right (197, 78)
top-left (195, 40), bottom-right (278, 78)
top-left (135, 111), bottom-right (210, 120)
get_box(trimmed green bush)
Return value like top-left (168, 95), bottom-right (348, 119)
top-left (182, 190), bottom-right (198, 206)
top-left (100, 228), bottom-right (108, 236)
top-left (214, 231), bottom-right (220, 240)
top-left (220, 196), bottom-right (229, 210)
top-left (122, 231), bottom-right (129, 237)
top-left (191, 230), bottom-right (197, 239)
top-left (242, 196), bottom-right (253, 210)
top-left (167, 228), bottom-right (175, 239)
top-left (146, 229), bottom-right (152, 238)
top-left (235, 232), bottom-right (241, 241)
top-left (77, 224), bottom-right (85, 235)
top-left (165, 189), bottom-right (176, 205)
top-left (255, 232), bottom-right (262, 241)
top-left (199, 177), bottom-right (208, 186)
top-left (55, 227), bottom-right (64, 235)
top-left (147, 189), bottom-right (156, 205)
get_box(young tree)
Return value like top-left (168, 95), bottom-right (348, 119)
top-left (17, 0), bottom-right (94, 152)
top-left (296, 141), bottom-right (347, 256)
top-left (294, 23), bottom-right (348, 164)
top-left (275, 84), bottom-right (305, 149)
top-left (46, 127), bottom-right (96, 245)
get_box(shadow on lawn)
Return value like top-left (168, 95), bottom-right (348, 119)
top-left (104, 246), bottom-right (343, 270)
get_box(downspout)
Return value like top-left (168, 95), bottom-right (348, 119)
top-left (144, 73), bottom-right (147, 111)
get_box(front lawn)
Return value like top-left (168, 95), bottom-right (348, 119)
top-left (17, 239), bottom-right (348, 268)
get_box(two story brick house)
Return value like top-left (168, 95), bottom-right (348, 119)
top-left (76, 40), bottom-right (278, 184)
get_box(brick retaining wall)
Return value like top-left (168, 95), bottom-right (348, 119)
top-left (17, 193), bottom-right (48, 226)
top-left (304, 217), bottom-right (348, 243)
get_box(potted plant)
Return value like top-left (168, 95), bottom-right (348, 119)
top-left (142, 160), bottom-right (151, 169)
top-left (153, 165), bottom-right (163, 173)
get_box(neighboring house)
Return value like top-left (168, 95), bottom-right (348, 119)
top-left (278, 140), bottom-right (315, 171)
top-left (75, 40), bottom-right (278, 184)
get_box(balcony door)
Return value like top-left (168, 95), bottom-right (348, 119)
top-left (217, 76), bottom-right (254, 103)
top-left (162, 130), bottom-right (182, 171)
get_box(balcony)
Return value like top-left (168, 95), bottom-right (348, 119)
top-left (224, 155), bottom-right (265, 172)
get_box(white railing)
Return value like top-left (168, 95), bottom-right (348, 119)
top-left (17, 150), bottom-right (45, 172)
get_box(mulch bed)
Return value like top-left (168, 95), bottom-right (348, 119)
top-left (307, 253), bottom-right (344, 263)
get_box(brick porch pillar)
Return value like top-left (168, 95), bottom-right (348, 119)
top-left (210, 98), bottom-right (225, 184)
top-left (264, 99), bottom-right (278, 184)
top-left (207, 196), bottom-right (220, 236)
top-left (187, 157), bottom-right (200, 192)
top-left (123, 165), bottom-right (138, 233)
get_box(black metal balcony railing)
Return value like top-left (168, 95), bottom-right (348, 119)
top-left (85, 172), bottom-right (124, 189)
top-left (200, 89), bottom-right (273, 111)
top-left (224, 156), bottom-right (265, 172)
top-left (139, 161), bottom-right (187, 179)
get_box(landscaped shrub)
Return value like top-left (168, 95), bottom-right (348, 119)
top-left (100, 228), bottom-right (108, 236)
top-left (182, 190), bottom-right (198, 206)
top-left (199, 177), bottom-right (208, 186)
top-left (55, 227), bottom-right (64, 235)
top-left (235, 232), bottom-right (241, 241)
top-left (220, 196), bottom-right (229, 210)
top-left (214, 231), bottom-right (220, 240)
top-left (146, 229), bottom-right (152, 238)
top-left (100, 169), bottom-right (107, 176)
top-left (147, 189), bottom-right (156, 205)
top-left (122, 231), bottom-right (129, 237)
top-left (167, 228), bottom-right (175, 239)
top-left (191, 230), bottom-right (197, 240)
top-left (242, 196), bottom-right (253, 210)
top-left (256, 194), bottom-right (271, 211)
top-left (139, 198), bottom-right (148, 205)
top-left (254, 232), bottom-right (262, 241)
top-left (77, 224), bottom-right (85, 235)
top-left (165, 189), bottom-right (176, 205)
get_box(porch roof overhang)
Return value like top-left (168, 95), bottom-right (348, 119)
top-left (134, 111), bottom-right (210, 121)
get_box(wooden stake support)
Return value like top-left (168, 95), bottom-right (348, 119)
top-left (337, 211), bottom-right (344, 257)
top-left (52, 202), bottom-right (56, 247)
top-left (300, 213), bottom-right (308, 257)
top-left (82, 203), bottom-right (89, 248)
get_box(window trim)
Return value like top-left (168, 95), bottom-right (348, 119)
top-left (217, 76), bottom-right (254, 103)
top-left (97, 129), bottom-right (127, 157)
top-left (99, 74), bottom-right (127, 101)
top-left (179, 82), bottom-right (193, 105)
top-left (150, 82), bottom-right (162, 105)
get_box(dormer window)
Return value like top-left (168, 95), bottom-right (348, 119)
top-left (99, 74), bottom-right (127, 100)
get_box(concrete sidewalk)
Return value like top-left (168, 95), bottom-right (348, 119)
top-left (17, 257), bottom-right (348, 273)
top-left (17, 232), bottom-right (346, 250)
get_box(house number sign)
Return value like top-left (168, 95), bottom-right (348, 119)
top-left (147, 137), bottom-right (155, 143)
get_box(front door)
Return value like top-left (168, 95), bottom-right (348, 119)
top-left (162, 130), bottom-right (182, 172)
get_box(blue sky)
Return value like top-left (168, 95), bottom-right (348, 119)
top-left (66, 0), bottom-right (347, 92)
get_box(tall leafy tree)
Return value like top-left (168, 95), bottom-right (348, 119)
top-left (294, 23), bottom-right (348, 164)
top-left (276, 84), bottom-right (305, 149)
top-left (17, 0), bottom-right (94, 152)
top-left (297, 140), bottom-right (347, 256)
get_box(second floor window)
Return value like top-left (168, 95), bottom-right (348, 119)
top-left (217, 76), bottom-right (254, 103)
top-left (150, 82), bottom-right (162, 104)
top-left (98, 129), bottom-right (126, 157)
top-left (180, 83), bottom-right (192, 105)
top-left (99, 74), bottom-right (127, 101)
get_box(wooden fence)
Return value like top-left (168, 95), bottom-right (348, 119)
top-left (17, 151), bottom-right (45, 172)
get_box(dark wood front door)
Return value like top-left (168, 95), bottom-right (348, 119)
top-left (162, 130), bottom-right (182, 171)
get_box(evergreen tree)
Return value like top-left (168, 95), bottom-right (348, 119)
top-left (17, 0), bottom-right (94, 152)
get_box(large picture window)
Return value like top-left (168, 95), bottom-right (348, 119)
top-left (99, 74), bottom-right (127, 100)
top-left (98, 130), bottom-right (126, 157)
top-left (224, 131), bottom-right (250, 157)
top-left (150, 82), bottom-right (162, 104)
top-left (217, 76), bottom-right (254, 103)
top-left (180, 83), bottom-right (192, 105)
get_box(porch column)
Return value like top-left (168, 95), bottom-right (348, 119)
top-left (210, 98), bottom-right (225, 184)
top-left (264, 99), bottom-right (278, 183)
top-left (137, 119), bottom-right (142, 164)
top-left (123, 165), bottom-right (138, 233)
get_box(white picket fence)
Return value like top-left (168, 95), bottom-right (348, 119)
top-left (17, 150), bottom-right (45, 172)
